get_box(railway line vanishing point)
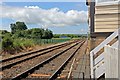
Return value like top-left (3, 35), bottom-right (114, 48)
top-left (0, 40), bottom-right (87, 80)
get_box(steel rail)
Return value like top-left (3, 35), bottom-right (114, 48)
top-left (1, 41), bottom-right (77, 70)
top-left (11, 41), bottom-right (81, 80)
top-left (49, 41), bottom-right (85, 80)
top-left (0, 40), bottom-right (77, 63)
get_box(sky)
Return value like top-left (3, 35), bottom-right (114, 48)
top-left (0, 1), bottom-right (88, 34)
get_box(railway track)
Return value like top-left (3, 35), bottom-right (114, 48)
top-left (10, 40), bottom-right (85, 80)
top-left (0, 40), bottom-right (77, 70)
top-left (59, 41), bottom-right (88, 79)
top-left (1, 40), bottom-right (82, 79)
top-left (49, 41), bottom-right (85, 80)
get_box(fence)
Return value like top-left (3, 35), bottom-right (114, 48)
top-left (33, 38), bottom-right (71, 45)
top-left (90, 28), bottom-right (119, 78)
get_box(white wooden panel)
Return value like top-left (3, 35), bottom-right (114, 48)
top-left (90, 29), bottom-right (118, 55)
top-left (95, 14), bottom-right (118, 18)
top-left (95, 21), bottom-right (120, 25)
top-left (95, 29), bottom-right (117, 32)
top-left (96, 9), bottom-right (119, 14)
top-left (90, 29), bottom-right (119, 78)
top-left (93, 41), bottom-right (118, 78)
top-left (111, 40), bottom-right (118, 48)
top-left (104, 45), bottom-right (118, 78)
top-left (94, 52), bottom-right (104, 65)
top-left (95, 25), bottom-right (118, 29)
top-left (96, 3), bottom-right (119, 9)
top-left (96, 0), bottom-right (119, 6)
top-left (94, 60), bottom-right (105, 78)
top-left (95, 18), bottom-right (119, 22)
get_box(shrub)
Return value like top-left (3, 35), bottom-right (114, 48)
top-left (2, 36), bottom-right (13, 50)
top-left (13, 38), bottom-right (34, 50)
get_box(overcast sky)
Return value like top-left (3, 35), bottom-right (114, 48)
top-left (0, 2), bottom-right (88, 34)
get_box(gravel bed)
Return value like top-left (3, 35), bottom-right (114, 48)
top-left (1, 40), bottom-right (72, 61)
top-left (57, 41), bottom-right (87, 79)
top-left (2, 43), bottom-right (76, 78)
top-left (1, 44), bottom-right (67, 67)
top-left (26, 43), bottom-right (80, 79)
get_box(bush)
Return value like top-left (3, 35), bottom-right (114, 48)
top-left (2, 36), bottom-right (34, 52)
top-left (2, 36), bottom-right (13, 50)
top-left (13, 38), bottom-right (34, 50)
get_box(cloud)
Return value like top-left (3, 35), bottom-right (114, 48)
top-left (1, 5), bottom-right (88, 28)
top-left (0, 0), bottom-right (3, 3)
top-left (24, 6), bottom-right (39, 9)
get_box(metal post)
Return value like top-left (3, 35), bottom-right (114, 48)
top-left (90, 0), bottom-right (95, 33)
top-left (83, 72), bottom-right (85, 80)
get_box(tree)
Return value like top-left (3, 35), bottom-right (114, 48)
top-left (42, 29), bottom-right (48, 39)
top-left (0, 30), bottom-right (12, 39)
top-left (12, 31), bottom-right (25, 38)
top-left (10, 21), bottom-right (27, 34)
top-left (46, 29), bottom-right (53, 39)
top-left (31, 28), bottom-right (43, 39)
top-left (53, 34), bottom-right (60, 38)
top-left (2, 36), bottom-right (13, 50)
top-left (0, 30), bottom-right (9, 34)
top-left (9, 21), bottom-right (53, 39)
top-left (23, 29), bottom-right (32, 38)
top-left (42, 29), bottom-right (53, 39)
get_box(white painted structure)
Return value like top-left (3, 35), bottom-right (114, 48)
top-left (94, 0), bottom-right (120, 32)
top-left (90, 28), bottom-right (119, 79)
top-left (104, 45), bottom-right (119, 78)
top-left (96, 0), bottom-right (119, 4)
top-left (89, 0), bottom-right (120, 79)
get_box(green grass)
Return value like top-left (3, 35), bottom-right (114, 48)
top-left (13, 38), bottom-right (34, 49)
top-left (1, 38), bottom-right (72, 53)
top-left (33, 38), bottom-right (71, 45)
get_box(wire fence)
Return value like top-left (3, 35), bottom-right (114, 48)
top-left (33, 38), bottom-right (71, 45)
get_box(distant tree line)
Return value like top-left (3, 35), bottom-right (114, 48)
top-left (0, 21), bottom-right (53, 52)
top-left (53, 34), bottom-right (87, 38)
top-left (10, 21), bottom-right (53, 39)
top-left (0, 21), bottom-right (87, 53)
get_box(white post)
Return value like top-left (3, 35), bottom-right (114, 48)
top-left (0, 56), bottom-right (2, 79)
top-left (90, 52), bottom-right (94, 78)
top-left (118, 28), bottom-right (120, 79)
